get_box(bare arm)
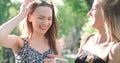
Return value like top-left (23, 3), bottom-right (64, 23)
top-left (109, 43), bottom-right (120, 63)
top-left (0, 0), bottom-right (35, 51)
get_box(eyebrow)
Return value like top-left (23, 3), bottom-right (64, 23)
top-left (38, 15), bottom-right (46, 17)
top-left (38, 15), bottom-right (52, 17)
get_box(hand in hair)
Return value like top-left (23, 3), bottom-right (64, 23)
top-left (19, 0), bottom-right (35, 17)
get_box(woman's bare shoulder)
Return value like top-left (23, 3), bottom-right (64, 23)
top-left (111, 42), bottom-right (120, 53)
top-left (110, 42), bottom-right (120, 63)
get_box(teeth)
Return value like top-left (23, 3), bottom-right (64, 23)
top-left (39, 26), bottom-right (48, 30)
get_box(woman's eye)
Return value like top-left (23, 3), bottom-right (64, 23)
top-left (38, 17), bottom-right (43, 19)
top-left (48, 18), bottom-right (52, 21)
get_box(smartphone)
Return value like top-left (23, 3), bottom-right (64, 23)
top-left (54, 58), bottom-right (69, 63)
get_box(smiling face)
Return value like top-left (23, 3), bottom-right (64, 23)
top-left (28, 6), bottom-right (52, 34)
top-left (88, 0), bottom-right (104, 29)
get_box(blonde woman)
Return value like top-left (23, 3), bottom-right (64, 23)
top-left (0, 0), bottom-right (59, 63)
top-left (75, 0), bottom-right (120, 63)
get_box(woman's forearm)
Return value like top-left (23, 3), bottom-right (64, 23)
top-left (0, 13), bottom-right (25, 40)
top-left (0, 0), bottom-right (34, 41)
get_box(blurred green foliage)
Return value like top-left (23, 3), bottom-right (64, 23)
top-left (57, 0), bottom-right (90, 37)
top-left (66, 57), bottom-right (74, 63)
top-left (0, 0), bottom-right (21, 62)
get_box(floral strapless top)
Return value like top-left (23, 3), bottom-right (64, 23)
top-left (15, 39), bottom-right (54, 63)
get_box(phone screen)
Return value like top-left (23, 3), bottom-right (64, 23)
top-left (54, 58), bottom-right (69, 63)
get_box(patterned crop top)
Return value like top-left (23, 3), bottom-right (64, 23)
top-left (15, 39), bottom-right (55, 63)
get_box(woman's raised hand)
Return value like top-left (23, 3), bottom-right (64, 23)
top-left (19, 0), bottom-right (35, 17)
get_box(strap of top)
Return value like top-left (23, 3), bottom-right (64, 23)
top-left (106, 42), bottom-right (117, 63)
top-left (21, 38), bottom-right (29, 55)
top-left (81, 34), bottom-right (94, 47)
top-left (106, 54), bottom-right (109, 63)
top-left (21, 38), bottom-right (29, 46)
top-left (78, 34), bottom-right (94, 55)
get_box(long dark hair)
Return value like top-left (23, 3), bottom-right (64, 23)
top-left (19, 1), bottom-right (58, 55)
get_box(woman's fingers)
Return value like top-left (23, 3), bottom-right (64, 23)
top-left (44, 58), bottom-right (55, 63)
top-left (20, 0), bottom-right (35, 15)
top-left (48, 54), bottom-right (57, 58)
top-left (44, 59), bottom-right (53, 62)
top-left (48, 54), bottom-right (62, 58)
top-left (24, 0), bottom-right (35, 8)
top-left (44, 54), bottom-right (64, 63)
top-left (44, 54), bottom-right (62, 63)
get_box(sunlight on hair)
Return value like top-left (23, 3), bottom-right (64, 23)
top-left (11, 0), bottom-right (64, 5)
top-left (51, 0), bottom-right (64, 5)
top-left (11, 0), bottom-right (24, 3)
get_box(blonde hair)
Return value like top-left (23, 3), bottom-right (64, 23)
top-left (101, 0), bottom-right (120, 42)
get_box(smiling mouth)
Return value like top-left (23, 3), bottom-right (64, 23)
top-left (39, 26), bottom-right (48, 30)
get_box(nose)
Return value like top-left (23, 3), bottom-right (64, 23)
top-left (42, 19), bottom-right (48, 25)
top-left (87, 9), bottom-right (92, 16)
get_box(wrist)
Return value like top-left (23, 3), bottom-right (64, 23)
top-left (18, 12), bottom-right (27, 19)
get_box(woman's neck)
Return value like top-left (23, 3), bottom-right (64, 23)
top-left (95, 29), bottom-right (107, 44)
top-left (29, 32), bottom-right (47, 43)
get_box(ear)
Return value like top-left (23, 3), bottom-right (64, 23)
top-left (27, 14), bottom-right (32, 22)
